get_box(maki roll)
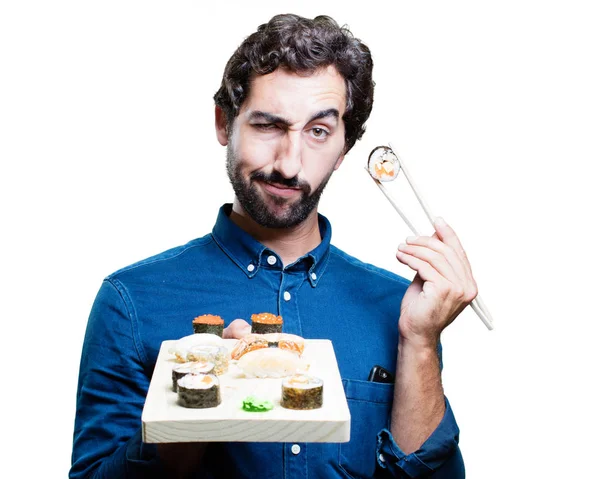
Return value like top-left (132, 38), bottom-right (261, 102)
top-left (281, 374), bottom-right (324, 410)
top-left (177, 373), bottom-right (220, 408)
top-left (251, 312), bottom-right (283, 334)
top-left (367, 146), bottom-right (401, 182)
top-left (187, 344), bottom-right (229, 375)
top-left (169, 333), bottom-right (224, 363)
top-left (192, 314), bottom-right (224, 337)
top-left (171, 361), bottom-right (215, 392)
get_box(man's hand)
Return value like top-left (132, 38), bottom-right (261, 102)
top-left (223, 319), bottom-right (251, 339)
top-left (396, 217), bottom-right (478, 347)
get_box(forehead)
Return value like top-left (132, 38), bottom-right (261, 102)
top-left (240, 65), bottom-right (347, 121)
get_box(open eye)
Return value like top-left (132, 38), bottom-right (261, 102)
top-left (310, 127), bottom-right (329, 139)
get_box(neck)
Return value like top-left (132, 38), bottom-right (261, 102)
top-left (229, 199), bottom-right (322, 266)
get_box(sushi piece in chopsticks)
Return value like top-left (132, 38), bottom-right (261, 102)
top-left (192, 314), bottom-right (224, 337)
top-left (230, 333), bottom-right (305, 361)
top-left (251, 312), bottom-right (283, 334)
top-left (237, 348), bottom-right (308, 378)
top-left (177, 373), bottom-right (221, 408)
top-left (281, 374), bottom-right (324, 410)
top-left (171, 361), bottom-right (215, 392)
top-left (367, 145), bottom-right (401, 182)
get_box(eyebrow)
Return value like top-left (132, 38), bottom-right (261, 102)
top-left (247, 108), bottom-right (340, 126)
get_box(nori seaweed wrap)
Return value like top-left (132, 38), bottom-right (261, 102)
top-left (192, 314), bottom-right (224, 337)
top-left (251, 312), bottom-right (283, 334)
top-left (281, 374), bottom-right (323, 410)
top-left (171, 361), bottom-right (215, 392)
top-left (177, 373), bottom-right (220, 408)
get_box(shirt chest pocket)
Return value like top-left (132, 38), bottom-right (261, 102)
top-left (339, 378), bottom-right (394, 479)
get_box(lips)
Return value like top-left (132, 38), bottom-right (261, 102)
top-left (261, 181), bottom-right (302, 198)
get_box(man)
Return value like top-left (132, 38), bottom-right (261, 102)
top-left (71, 14), bottom-right (474, 478)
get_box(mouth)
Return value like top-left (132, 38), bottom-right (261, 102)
top-left (260, 181), bottom-right (303, 199)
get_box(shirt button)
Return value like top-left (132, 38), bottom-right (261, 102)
top-left (379, 453), bottom-right (386, 463)
top-left (267, 255), bottom-right (277, 265)
top-left (311, 273), bottom-right (317, 280)
top-left (291, 444), bottom-right (301, 455)
top-left (283, 291), bottom-right (291, 301)
top-left (247, 264), bottom-right (255, 272)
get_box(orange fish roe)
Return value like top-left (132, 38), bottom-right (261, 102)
top-left (193, 314), bottom-right (224, 325)
top-left (251, 313), bottom-right (282, 324)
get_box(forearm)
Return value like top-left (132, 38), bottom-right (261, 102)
top-left (390, 338), bottom-right (445, 454)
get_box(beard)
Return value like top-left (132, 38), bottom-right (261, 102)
top-left (226, 144), bottom-right (335, 229)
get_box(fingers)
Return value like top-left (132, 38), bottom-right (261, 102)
top-left (433, 217), bottom-right (469, 264)
top-left (432, 217), bottom-right (478, 299)
top-left (396, 218), bottom-right (478, 302)
top-left (223, 319), bottom-right (251, 339)
top-left (397, 240), bottom-right (462, 283)
top-left (396, 246), bottom-right (451, 287)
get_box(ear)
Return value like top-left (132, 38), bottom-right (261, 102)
top-left (215, 106), bottom-right (229, 146)
top-left (333, 151), bottom-right (346, 170)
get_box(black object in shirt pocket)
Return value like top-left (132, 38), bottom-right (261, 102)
top-left (339, 378), bottom-right (394, 479)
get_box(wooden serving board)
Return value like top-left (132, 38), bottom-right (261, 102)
top-left (142, 339), bottom-right (350, 443)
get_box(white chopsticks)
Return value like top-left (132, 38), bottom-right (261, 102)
top-left (366, 142), bottom-right (494, 331)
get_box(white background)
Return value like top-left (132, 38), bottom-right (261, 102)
top-left (1, 1), bottom-right (599, 477)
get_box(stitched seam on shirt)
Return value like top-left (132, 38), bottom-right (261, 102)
top-left (330, 248), bottom-right (411, 286)
top-left (316, 248), bottom-right (331, 284)
top-left (106, 277), bottom-right (147, 365)
top-left (412, 452), bottom-right (435, 472)
top-left (211, 232), bottom-right (258, 274)
top-left (109, 237), bottom-right (214, 278)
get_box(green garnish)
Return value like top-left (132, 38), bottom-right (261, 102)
top-left (242, 395), bottom-right (274, 412)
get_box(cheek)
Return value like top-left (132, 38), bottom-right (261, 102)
top-left (236, 137), bottom-right (276, 172)
top-left (301, 153), bottom-right (338, 189)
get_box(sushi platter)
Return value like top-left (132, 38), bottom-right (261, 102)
top-left (142, 338), bottom-right (351, 443)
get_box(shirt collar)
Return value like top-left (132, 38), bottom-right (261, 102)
top-left (211, 203), bottom-right (331, 286)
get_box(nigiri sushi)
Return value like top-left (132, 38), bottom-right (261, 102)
top-left (230, 333), bottom-right (305, 361)
top-left (237, 348), bottom-right (308, 378)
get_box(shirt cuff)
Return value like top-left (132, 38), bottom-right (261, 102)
top-left (376, 397), bottom-right (460, 478)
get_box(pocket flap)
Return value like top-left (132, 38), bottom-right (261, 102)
top-left (342, 378), bottom-right (394, 404)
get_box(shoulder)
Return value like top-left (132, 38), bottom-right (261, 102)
top-left (107, 234), bottom-right (215, 281)
top-left (328, 244), bottom-right (411, 288)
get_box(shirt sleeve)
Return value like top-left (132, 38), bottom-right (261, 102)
top-left (375, 397), bottom-right (464, 478)
top-left (70, 279), bottom-right (164, 478)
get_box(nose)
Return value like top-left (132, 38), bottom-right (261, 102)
top-left (272, 131), bottom-right (302, 179)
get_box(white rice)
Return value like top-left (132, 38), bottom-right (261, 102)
top-left (177, 373), bottom-right (218, 390)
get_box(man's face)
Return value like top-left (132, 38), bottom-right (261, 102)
top-left (217, 66), bottom-right (347, 228)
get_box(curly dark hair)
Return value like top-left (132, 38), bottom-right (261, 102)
top-left (213, 14), bottom-right (374, 153)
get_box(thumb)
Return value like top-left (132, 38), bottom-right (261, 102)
top-left (223, 319), bottom-right (251, 339)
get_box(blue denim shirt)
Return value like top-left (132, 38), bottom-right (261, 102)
top-left (71, 204), bottom-right (464, 478)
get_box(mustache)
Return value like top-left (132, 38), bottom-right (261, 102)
top-left (250, 171), bottom-right (311, 194)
